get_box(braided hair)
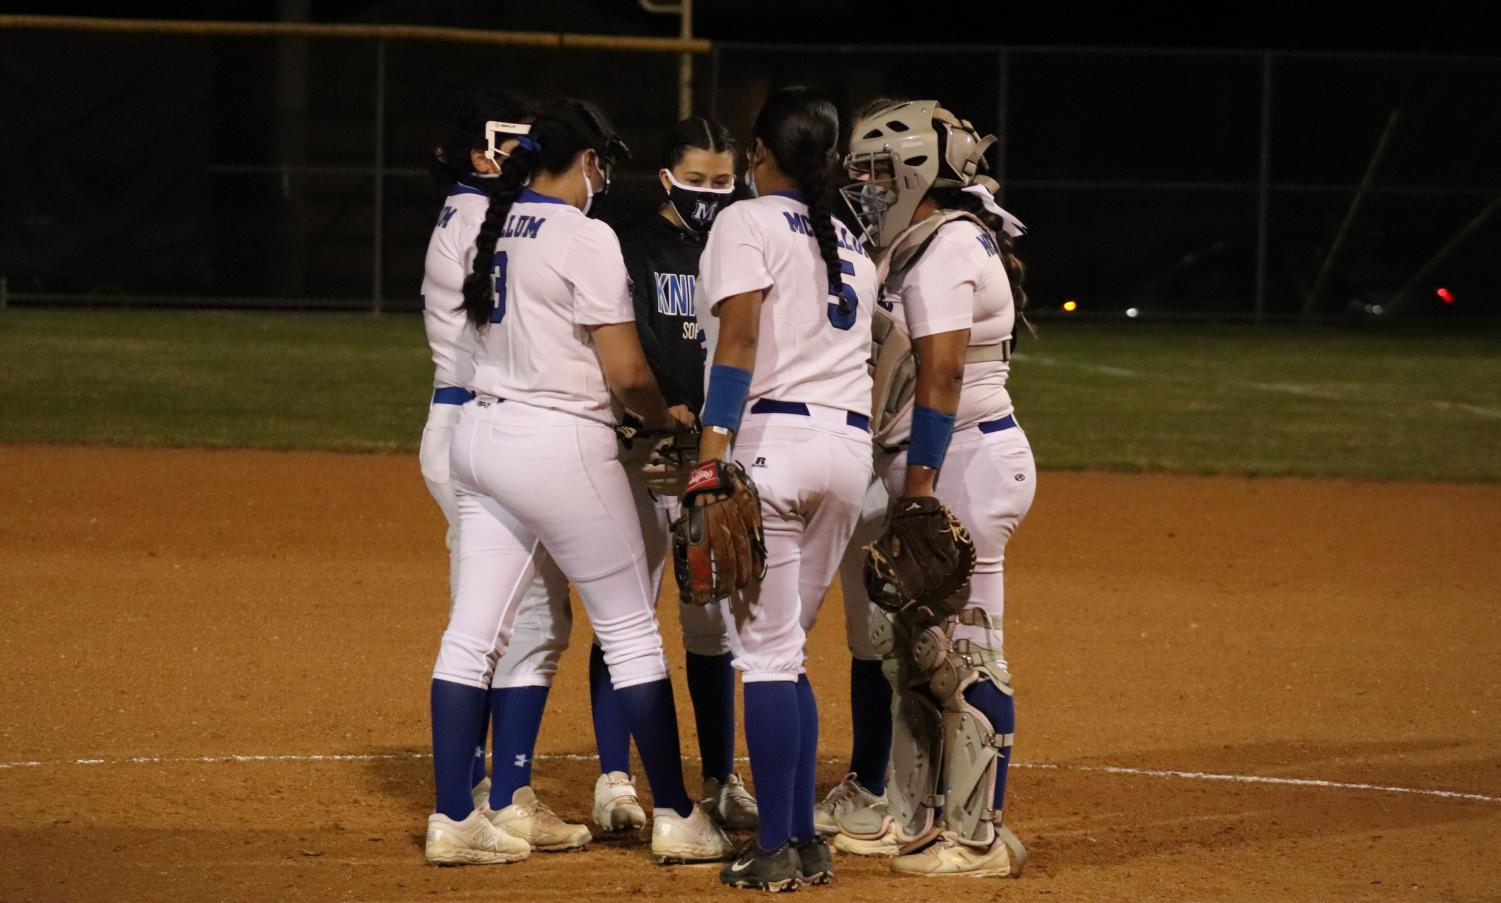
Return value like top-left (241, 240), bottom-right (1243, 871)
top-left (752, 87), bottom-right (843, 297)
top-left (429, 89), bottom-right (537, 188)
top-left (459, 98), bottom-right (623, 329)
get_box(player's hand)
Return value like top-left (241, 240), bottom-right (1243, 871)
top-left (666, 404), bottom-right (697, 433)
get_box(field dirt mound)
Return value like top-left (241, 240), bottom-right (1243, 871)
top-left (1, 445), bottom-right (1498, 902)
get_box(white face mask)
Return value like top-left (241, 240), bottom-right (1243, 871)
top-left (746, 157), bottom-right (760, 199)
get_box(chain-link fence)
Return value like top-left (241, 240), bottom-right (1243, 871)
top-left (3, 19), bottom-right (1498, 322)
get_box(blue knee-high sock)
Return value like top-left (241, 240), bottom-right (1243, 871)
top-left (744, 681), bottom-right (800, 851)
top-left (685, 651), bottom-right (736, 782)
top-left (471, 690), bottom-right (491, 788)
top-left (614, 677), bottom-right (694, 817)
top-left (589, 643), bottom-right (633, 775)
top-left (962, 679), bottom-right (1016, 816)
top-left (848, 657), bottom-right (892, 795)
top-left (431, 679), bottom-right (489, 820)
top-left (488, 685), bottom-right (551, 808)
top-left (791, 674), bottom-right (820, 845)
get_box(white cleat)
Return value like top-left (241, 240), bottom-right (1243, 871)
top-left (424, 809), bottom-right (531, 866)
top-left (832, 818), bottom-right (902, 857)
top-left (593, 771), bottom-right (648, 835)
top-left (651, 803), bottom-right (734, 864)
top-left (813, 772), bottom-right (885, 835)
top-left (488, 785), bottom-right (592, 852)
top-left (889, 827), bottom-right (1027, 878)
top-left (471, 777), bottom-right (492, 814)
top-left (702, 773), bottom-right (760, 831)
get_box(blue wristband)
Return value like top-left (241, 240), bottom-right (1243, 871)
top-left (908, 405), bottom-right (956, 470)
top-left (701, 364), bottom-right (753, 431)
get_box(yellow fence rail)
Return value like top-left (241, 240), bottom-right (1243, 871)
top-left (0, 13), bottom-right (711, 54)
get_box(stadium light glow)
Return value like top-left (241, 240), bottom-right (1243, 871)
top-left (1062, 300), bottom-right (1078, 312)
top-left (1125, 307), bottom-right (1140, 318)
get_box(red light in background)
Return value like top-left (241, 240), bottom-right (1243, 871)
top-left (1437, 287), bottom-right (1455, 304)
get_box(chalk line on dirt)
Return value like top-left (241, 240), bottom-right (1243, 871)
top-left (2, 751), bottom-right (1497, 804)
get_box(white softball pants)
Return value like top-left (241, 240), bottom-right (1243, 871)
top-left (434, 399), bottom-right (669, 691)
top-left (420, 399), bottom-right (573, 688)
top-left (838, 473), bottom-right (890, 662)
top-left (879, 419), bottom-right (1037, 663)
top-left (722, 405), bottom-right (874, 683)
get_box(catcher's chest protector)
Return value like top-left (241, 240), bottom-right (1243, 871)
top-left (867, 211), bottom-right (1011, 445)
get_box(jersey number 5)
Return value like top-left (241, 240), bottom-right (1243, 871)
top-left (827, 259), bottom-right (859, 331)
top-left (489, 251), bottom-right (509, 324)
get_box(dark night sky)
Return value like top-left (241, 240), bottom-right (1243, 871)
top-left (15, 0), bottom-right (1501, 54)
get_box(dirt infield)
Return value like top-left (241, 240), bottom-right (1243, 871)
top-left (2, 444), bottom-right (1498, 902)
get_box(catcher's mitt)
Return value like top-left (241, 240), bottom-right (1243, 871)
top-left (864, 496), bottom-right (976, 617)
top-left (672, 460), bottom-right (768, 606)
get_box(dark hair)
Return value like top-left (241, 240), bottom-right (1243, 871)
top-left (753, 86), bottom-right (842, 295)
top-left (928, 184), bottom-right (1030, 316)
top-left (459, 98), bottom-right (627, 329)
top-left (430, 89), bottom-right (537, 187)
top-left (659, 116), bottom-right (736, 171)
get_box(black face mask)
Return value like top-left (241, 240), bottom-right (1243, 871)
top-left (663, 171), bottom-right (734, 233)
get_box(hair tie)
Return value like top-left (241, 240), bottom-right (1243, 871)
top-left (516, 135), bottom-right (540, 153)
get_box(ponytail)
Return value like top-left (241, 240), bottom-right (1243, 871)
top-left (752, 86), bottom-right (843, 297)
top-left (795, 153), bottom-right (843, 298)
top-left (459, 144), bottom-right (537, 329)
top-left (458, 98), bottom-right (628, 330)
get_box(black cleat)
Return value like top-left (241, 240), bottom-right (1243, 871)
top-left (720, 841), bottom-right (802, 892)
top-left (795, 836), bottom-right (834, 885)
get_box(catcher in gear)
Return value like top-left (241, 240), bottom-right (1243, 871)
top-left (826, 99), bottom-right (1036, 880)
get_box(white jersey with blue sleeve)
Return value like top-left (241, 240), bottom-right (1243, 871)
top-left (420, 183), bottom-right (491, 391)
top-left (468, 187), bottom-right (636, 424)
top-left (696, 191), bottom-right (877, 418)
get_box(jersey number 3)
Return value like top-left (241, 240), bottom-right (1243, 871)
top-left (489, 251), bottom-right (509, 324)
top-left (827, 259), bottom-right (859, 331)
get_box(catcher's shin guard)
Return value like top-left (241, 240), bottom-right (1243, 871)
top-left (860, 611), bottom-right (944, 849)
top-left (929, 616), bottom-right (1014, 847)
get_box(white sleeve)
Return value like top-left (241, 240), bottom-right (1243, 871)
top-left (698, 204), bottom-right (772, 313)
top-left (421, 212), bottom-right (480, 388)
top-left (902, 228), bottom-right (980, 340)
top-left (564, 220), bottom-right (634, 326)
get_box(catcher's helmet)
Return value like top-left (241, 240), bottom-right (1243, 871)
top-left (841, 100), bottom-right (997, 248)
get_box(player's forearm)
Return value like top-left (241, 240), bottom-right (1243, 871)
top-left (904, 330), bottom-right (969, 497)
top-left (698, 292), bottom-right (762, 461)
top-left (591, 322), bottom-right (677, 431)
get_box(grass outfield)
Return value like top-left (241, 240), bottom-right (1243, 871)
top-left (2, 308), bottom-right (1497, 482)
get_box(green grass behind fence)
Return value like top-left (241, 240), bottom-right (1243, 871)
top-left (2, 309), bottom-right (1497, 482)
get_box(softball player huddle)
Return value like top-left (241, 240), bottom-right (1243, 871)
top-left (416, 84), bottom-right (1036, 892)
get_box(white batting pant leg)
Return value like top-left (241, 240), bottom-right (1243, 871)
top-left (434, 484), bottom-right (545, 689)
top-left (419, 401), bottom-right (463, 602)
top-left (439, 400), bottom-right (669, 690)
top-left (881, 422), bottom-right (1037, 663)
top-left (720, 409), bottom-right (873, 683)
top-left (838, 474), bottom-right (889, 662)
top-left (489, 550), bottom-right (572, 688)
top-left (425, 398), bottom-right (574, 687)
